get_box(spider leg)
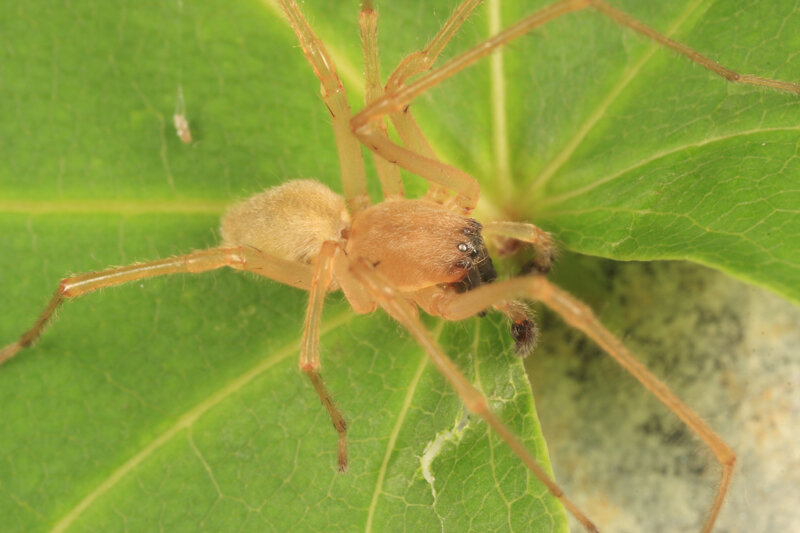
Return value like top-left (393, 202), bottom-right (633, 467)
top-left (481, 219), bottom-right (555, 355)
top-left (300, 241), bottom-right (348, 472)
top-left (483, 220), bottom-right (555, 273)
top-left (0, 246), bottom-right (312, 366)
top-left (278, 0), bottom-right (370, 215)
top-left (352, 0), bottom-right (799, 209)
top-left (384, 0), bottom-right (482, 94)
top-left (435, 275), bottom-right (735, 533)
top-left (355, 127), bottom-right (481, 214)
top-left (589, 0), bottom-right (800, 94)
top-left (349, 258), bottom-right (599, 533)
top-left (356, 0), bottom-right (800, 129)
top-left (351, 0), bottom-right (586, 213)
top-left (350, 1), bottom-right (585, 213)
top-left (387, 108), bottom-right (449, 206)
top-left (381, 0), bottom-right (483, 205)
top-left (359, 3), bottom-right (404, 201)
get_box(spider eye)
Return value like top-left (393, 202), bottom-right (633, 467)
top-left (457, 243), bottom-right (469, 253)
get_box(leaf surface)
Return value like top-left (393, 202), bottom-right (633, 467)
top-left (494, 1), bottom-right (800, 302)
top-left (2, 0), bottom-right (799, 532)
top-left (0, 0), bottom-right (569, 531)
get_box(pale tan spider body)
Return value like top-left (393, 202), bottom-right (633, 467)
top-left (221, 179), bottom-right (350, 265)
top-left (3, 0), bottom-right (799, 531)
top-left (222, 179), bottom-right (492, 296)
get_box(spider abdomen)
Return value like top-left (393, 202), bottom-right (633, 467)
top-left (220, 180), bottom-right (350, 264)
top-left (347, 199), bottom-right (490, 292)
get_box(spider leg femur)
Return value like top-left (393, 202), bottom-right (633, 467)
top-left (0, 247), bottom-right (312, 366)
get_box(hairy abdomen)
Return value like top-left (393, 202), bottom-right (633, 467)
top-left (220, 180), bottom-right (350, 264)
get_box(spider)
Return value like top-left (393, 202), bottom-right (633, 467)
top-left (1, 0), bottom-right (798, 531)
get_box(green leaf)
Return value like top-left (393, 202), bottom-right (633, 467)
top-left (0, 1), bottom-right (567, 532)
top-left (497, 1), bottom-right (800, 303)
top-left (1, 1), bottom-right (798, 532)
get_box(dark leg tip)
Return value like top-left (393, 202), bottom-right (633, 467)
top-left (511, 318), bottom-right (538, 358)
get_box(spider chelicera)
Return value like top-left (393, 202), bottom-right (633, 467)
top-left (2, 1), bottom-right (798, 531)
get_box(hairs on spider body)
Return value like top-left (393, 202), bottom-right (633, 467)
top-left (221, 179), bottom-right (538, 356)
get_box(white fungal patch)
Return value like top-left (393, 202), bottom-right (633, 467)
top-left (420, 409), bottom-right (470, 501)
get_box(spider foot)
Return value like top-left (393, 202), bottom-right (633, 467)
top-left (511, 317), bottom-right (538, 357)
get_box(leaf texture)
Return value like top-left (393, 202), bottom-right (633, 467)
top-left (2, 0), bottom-right (799, 532)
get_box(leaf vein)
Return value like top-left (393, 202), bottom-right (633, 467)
top-left (364, 347), bottom-right (429, 532)
top-left (49, 310), bottom-right (355, 533)
top-left (526, 0), bottom-right (709, 196)
top-left (535, 125), bottom-right (800, 209)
